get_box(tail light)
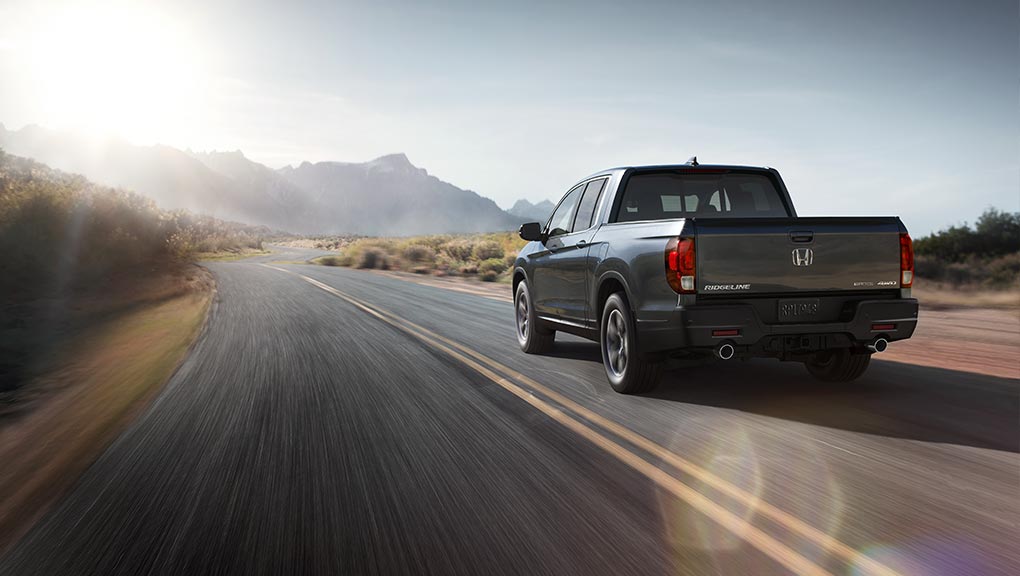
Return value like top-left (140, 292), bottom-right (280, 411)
top-left (666, 237), bottom-right (696, 293)
top-left (899, 233), bottom-right (914, 288)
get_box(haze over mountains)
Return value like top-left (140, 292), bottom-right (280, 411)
top-left (508, 199), bottom-right (555, 223)
top-left (0, 124), bottom-right (532, 235)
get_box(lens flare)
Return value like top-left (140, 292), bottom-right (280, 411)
top-left (655, 421), bottom-right (851, 571)
top-left (19, 1), bottom-right (207, 145)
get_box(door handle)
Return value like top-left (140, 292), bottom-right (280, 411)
top-left (789, 231), bottom-right (814, 243)
top-left (576, 239), bottom-right (587, 247)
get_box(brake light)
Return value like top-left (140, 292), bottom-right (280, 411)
top-left (900, 233), bottom-right (914, 288)
top-left (666, 237), bottom-right (696, 293)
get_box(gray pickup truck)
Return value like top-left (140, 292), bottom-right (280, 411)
top-left (512, 159), bottom-right (918, 394)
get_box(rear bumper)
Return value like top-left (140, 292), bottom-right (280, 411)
top-left (637, 298), bottom-right (918, 355)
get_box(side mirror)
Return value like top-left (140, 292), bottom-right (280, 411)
top-left (518, 222), bottom-right (544, 242)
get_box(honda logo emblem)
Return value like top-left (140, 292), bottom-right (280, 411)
top-left (792, 248), bottom-right (814, 266)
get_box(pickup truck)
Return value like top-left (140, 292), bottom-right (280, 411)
top-left (512, 160), bottom-right (918, 394)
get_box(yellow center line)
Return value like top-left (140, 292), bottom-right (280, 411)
top-left (407, 322), bottom-right (897, 576)
top-left (263, 264), bottom-right (899, 576)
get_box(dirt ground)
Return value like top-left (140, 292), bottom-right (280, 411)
top-left (880, 308), bottom-right (1019, 379)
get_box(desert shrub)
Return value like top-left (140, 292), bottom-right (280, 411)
top-left (416, 235), bottom-right (451, 251)
top-left (442, 239), bottom-right (475, 261)
top-left (433, 252), bottom-right (457, 273)
top-left (985, 252), bottom-right (1020, 286)
top-left (480, 270), bottom-right (499, 282)
top-left (473, 240), bottom-right (504, 261)
top-left (0, 151), bottom-right (268, 296)
top-left (357, 247), bottom-right (389, 269)
top-left (915, 253), bottom-right (1020, 288)
top-left (913, 256), bottom-right (945, 280)
top-left (478, 258), bottom-right (507, 276)
top-left (459, 262), bottom-right (478, 275)
top-left (403, 244), bottom-right (435, 263)
top-left (317, 255), bottom-right (344, 266)
top-left (481, 231), bottom-right (527, 255)
top-left (943, 261), bottom-right (975, 285)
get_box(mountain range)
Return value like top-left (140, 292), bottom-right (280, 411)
top-left (508, 198), bottom-right (556, 223)
top-left (0, 124), bottom-right (535, 235)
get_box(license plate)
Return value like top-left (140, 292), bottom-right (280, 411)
top-left (778, 298), bottom-right (820, 322)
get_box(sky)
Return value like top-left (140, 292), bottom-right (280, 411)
top-left (0, 0), bottom-right (1017, 235)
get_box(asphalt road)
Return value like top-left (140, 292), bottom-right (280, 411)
top-left (3, 247), bottom-right (1017, 575)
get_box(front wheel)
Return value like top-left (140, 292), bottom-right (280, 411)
top-left (804, 349), bottom-right (871, 382)
top-left (600, 293), bottom-right (662, 394)
top-left (515, 281), bottom-right (554, 353)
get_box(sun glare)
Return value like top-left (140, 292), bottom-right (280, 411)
top-left (23, 2), bottom-right (206, 144)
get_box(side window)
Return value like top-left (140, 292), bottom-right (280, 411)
top-left (571, 178), bottom-right (607, 232)
top-left (546, 185), bottom-right (584, 237)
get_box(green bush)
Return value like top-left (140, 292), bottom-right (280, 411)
top-left (914, 208), bottom-right (1020, 262)
top-left (478, 258), bottom-right (507, 275)
top-left (912, 208), bottom-right (1020, 288)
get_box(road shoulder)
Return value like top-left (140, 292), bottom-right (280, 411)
top-left (0, 264), bottom-right (215, 552)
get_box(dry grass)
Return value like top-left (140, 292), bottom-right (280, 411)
top-left (913, 282), bottom-right (1020, 310)
top-left (0, 266), bottom-right (213, 551)
top-left (195, 247), bottom-right (272, 262)
top-left (309, 232), bottom-right (525, 282)
top-left (276, 236), bottom-right (362, 251)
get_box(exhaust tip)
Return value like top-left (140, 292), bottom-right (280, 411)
top-left (867, 338), bottom-right (889, 353)
top-left (716, 342), bottom-right (736, 361)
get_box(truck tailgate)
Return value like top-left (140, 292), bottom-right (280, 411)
top-left (695, 217), bottom-right (904, 294)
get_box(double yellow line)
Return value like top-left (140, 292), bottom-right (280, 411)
top-left (263, 264), bottom-right (899, 576)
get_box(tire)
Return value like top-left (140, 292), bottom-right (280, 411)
top-left (804, 349), bottom-right (871, 382)
top-left (600, 293), bottom-right (662, 394)
top-left (515, 281), bottom-right (554, 354)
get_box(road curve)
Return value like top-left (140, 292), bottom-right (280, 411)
top-left (2, 246), bottom-right (1017, 575)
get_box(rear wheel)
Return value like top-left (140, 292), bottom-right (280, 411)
top-left (805, 349), bottom-right (871, 382)
top-left (515, 281), bottom-right (554, 353)
top-left (600, 293), bottom-right (662, 394)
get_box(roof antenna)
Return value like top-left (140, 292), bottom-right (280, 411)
top-left (685, 155), bottom-right (699, 166)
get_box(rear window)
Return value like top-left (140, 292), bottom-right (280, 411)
top-left (613, 171), bottom-right (789, 222)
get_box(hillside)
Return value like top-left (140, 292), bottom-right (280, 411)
top-left (0, 125), bottom-right (526, 235)
top-left (0, 150), bottom-right (268, 296)
top-left (0, 125), bottom-right (295, 231)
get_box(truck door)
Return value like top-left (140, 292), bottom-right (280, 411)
top-left (533, 178), bottom-right (606, 324)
